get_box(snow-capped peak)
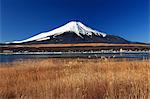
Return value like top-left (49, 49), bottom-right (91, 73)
top-left (13, 21), bottom-right (107, 43)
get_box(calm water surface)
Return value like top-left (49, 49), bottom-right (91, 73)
top-left (0, 52), bottom-right (149, 63)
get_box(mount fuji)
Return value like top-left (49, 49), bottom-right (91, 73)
top-left (12, 21), bottom-right (129, 44)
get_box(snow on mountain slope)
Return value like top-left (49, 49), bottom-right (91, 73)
top-left (12, 21), bottom-right (107, 43)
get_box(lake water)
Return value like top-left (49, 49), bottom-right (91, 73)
top-left (0, 52), bottom-right (149, 63)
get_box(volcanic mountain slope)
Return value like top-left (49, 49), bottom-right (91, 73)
top-left (12, 21), bottom-right (130, 44)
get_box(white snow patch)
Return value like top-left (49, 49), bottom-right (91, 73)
top-left (12, 21), bottom-right (107, 43)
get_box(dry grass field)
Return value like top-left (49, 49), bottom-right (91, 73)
top-left (1, 43), bottom-right (150, 53)
top-left (0, 58), bottom-right (149, 99)
top-left (1, 43), bottom-right (150, 48)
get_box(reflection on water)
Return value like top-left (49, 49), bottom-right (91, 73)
top-left (0, 52), bottom-right (149, 63)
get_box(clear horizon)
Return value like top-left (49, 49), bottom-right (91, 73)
top-left (0, 0), bottom-right (149, 43)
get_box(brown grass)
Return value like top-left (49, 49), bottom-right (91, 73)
top-left (0, 58), bottom-right (149, 99)
top-left (2, 43), bottom-right (150, 48)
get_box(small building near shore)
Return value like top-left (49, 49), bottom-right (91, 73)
top-left (3, 50), bottom-right (13, 53)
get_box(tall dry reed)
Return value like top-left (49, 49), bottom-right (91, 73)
top-left (0, 58), bottom-right (149, 99)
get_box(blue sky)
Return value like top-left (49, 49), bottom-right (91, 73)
top-left (0, 0), bottom-right (149, 43)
